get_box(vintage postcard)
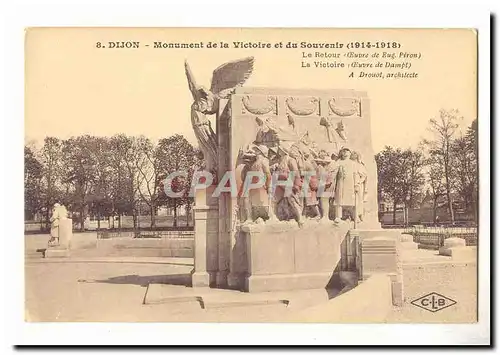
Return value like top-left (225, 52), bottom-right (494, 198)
top-left (24, 27), bottom-right (480, 328)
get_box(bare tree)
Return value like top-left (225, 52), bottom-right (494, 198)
top-left (61, 136), bottom-right (101, 230)
top-left (452, 119), bottom-right (478, 222)
top-left (24, 145), bottom-right (43, 220)
top-left (109, 134), bottom-right (140, 228)
top-left (426, 154), bottom-right (446, 224)
top-left (376, 146), bottom-right (426, 224)
top-left (134, 136), bottom-right (162, 229)
top-left (422, 109), bottom-right (461, 224)
top-left (156, 134), bottom-right (198, 227)
top-left (39, 137), bottom-right (64, 227)
top-left (400, 148), bottom-right (426, 224)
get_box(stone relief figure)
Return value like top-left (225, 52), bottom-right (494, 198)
top-left (351, 151), bottom-right (368, 222)
top-left (314, 150), bottom-right (335, 222)
top-left (238, 144), bottom-right (272, 224)
top-left (330, 147), bottom-right (361, 223)
top-left (286, 113), bottom-right (301, 137)
top-left (319, 117), bottom-right (348, 155)
top-left (301, 147), bottom-right (321, 219)
top-left (254, 116), bottom-right (280, 147)
top-left (241, 105), bottom-right (372, 227)
top-left (269, 144), bottom-right (305, 227)
top-left (185, 57), bottom-right (254, 175)
top-left (48, 203), bottom-right (68, 247)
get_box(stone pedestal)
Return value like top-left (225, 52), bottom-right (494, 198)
top-left (241, 221), bottom-right (350, 292)
top-left (439, 237), bottom-right (474, 260)
top-left (400, 233), bottom-right (419, 250)
top-left (59, 219), bottom-right (73, 249)
top-left (358, 230), bottom-right (404, 306)
top-left (442, 237), bottom-right (467, 249)
top-left (192, 186), bottom-right (219, 288)
top-left (359, 237), bottom-right (399, 277)
top-left (44, 219), bottom-right (72, 258)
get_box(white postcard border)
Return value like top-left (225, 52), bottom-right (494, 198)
top-left (3, 0), bottom-right (492, 347)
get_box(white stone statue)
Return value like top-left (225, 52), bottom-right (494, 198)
top-left (48, 203), bottom-right (68, 247)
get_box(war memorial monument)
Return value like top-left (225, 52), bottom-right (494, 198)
top-left (185, 56), bottom-right (404, 305)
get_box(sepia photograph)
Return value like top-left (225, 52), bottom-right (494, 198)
top-left (10, 9), bottom-right (491, 344)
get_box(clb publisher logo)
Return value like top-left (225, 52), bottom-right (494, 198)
top-left (411, 292), bottom-right (457, 313)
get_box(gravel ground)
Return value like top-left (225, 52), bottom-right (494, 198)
top-left (25, 262), bottom-right (295, 322)
top-left (387, 262), bottom-right (477, 323)
top-left (25, 235), bottom-right (478, 323)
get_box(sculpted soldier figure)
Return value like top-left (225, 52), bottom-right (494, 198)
top-left (238, 144), bottom-right (272, 224)
top-left (314, 150), bottom-right (334, 221)
top-left (269, 144), bottom-right (305, 226)
top-left (301, 148), bottom-right (320, 219)
top-left (351, 151), bottom-right (368, 222)
top-left (330, 147), bottom-right (360, 223)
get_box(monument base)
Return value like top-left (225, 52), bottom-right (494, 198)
top-left (227, 272), bottom-right (245, 290)
top-left (191, 271), bottom-right (212, 288)
top-left (216, 270), bottom-right (229, 288)
top-left (240, 219), bottom-right (351, 293)
top-left (356, 230), bottom-right (404, 306)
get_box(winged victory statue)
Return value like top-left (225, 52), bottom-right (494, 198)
top-left (185, 57), bottom-right (255, 176)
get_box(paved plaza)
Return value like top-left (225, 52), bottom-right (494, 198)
top-left (25, 234), bottom-right (477, 323)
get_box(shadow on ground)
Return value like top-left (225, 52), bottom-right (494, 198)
top-left (78, 273), bottom-right (192, 287)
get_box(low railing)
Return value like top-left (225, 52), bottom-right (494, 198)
top-left (97, 230), bottom-right (195, 239)
top-left (25, 222), bottom-right (194, 235)
top-left (403, 226), bottom-right (478, 249)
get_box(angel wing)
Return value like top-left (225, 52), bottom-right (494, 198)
top-left (210, 57), bottom-right (254, 98)
top-left (185, 60), bottom-right (201, 101)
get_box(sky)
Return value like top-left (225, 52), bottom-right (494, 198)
top-left (25, 28), bottom-right (477, 152)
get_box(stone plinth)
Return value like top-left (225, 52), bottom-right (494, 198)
top-left (58, 219), bottom-right (73, 249)
top-left (400, 234), bottom-right (413, 243)
top-left (400, 233), bottom-right (418, 250)
top-left (443, 237), bottom-right (467, 249)
top-left (359, 237), bottom-right (398, 277)
top-left (439, 237), bottom-right (474, 260)
top-left (358, 231), bottom-right (404, 306)
top-left (45, 219), bottom-right (72, 258)
top-left (241, 220), bottom-right (350, 292)
top-left (192, 185), bottom-right (219, 288)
